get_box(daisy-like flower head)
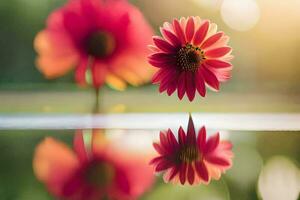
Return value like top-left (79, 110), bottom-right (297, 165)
top-left (35, 0), bottom-right (154, 90)
top-left (150, 115), bottom-right (233, 185)
top-left (148, 17), bottom-right (233, 101)
top-left (33, 131), bottom-right (154, 200)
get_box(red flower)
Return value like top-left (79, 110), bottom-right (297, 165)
top-left (148, 17), bottom-right (233, 101)
top-left (150, 115), bottom-right (233, 185)
top-left (34, 0), bottom-right (154, 90)
top-left (33, 131), bottom-right (154, 200)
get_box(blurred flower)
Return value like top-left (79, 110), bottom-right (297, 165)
top-left (34, 0), bottom-right (153, 90)
top-left (148, 17), bottom-right (233, 101)
top-left (33, 131), bottom-right (154, 200)
top-left (150, 115), bottom-right (233, 185)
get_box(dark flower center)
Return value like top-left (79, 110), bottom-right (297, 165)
top-left (84, 161), bottom-right (115, 187)
top-left (176, 44), bottom-right (205, 72)
top-left (179, 146), bottom-right (200, 163)
top-left (85, 31), bottom-right (115, 58)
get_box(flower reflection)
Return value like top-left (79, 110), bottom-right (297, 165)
top-left (148, 17), bottom-right (233, 101)
top-left (150, 115), bottom-right (233, 185)
top-left (34, 0), bottom-right (153, 90)
top-left (33, 130), bottom-right (154, 200)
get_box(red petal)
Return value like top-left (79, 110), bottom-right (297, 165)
top-left (195, 161), bottom-right (209, 182)
top-left (185, 17), bottom-right (195, 43)
top-left (205, 47), bottom-right (232, 58)
top-left (185, 72), bottom-right (196, 101)
top-left (187, 114), bottom-right (197, 145)
top-left (161, 28), bottom-right (182, 47)
top-left (205, 59), bottom-right (232, 68)
top-left (152, 68), bottom-right (173, 83)
top-left (153, 143), bottom-right (166, 155)
top-left (179, 163), bottom-right (187, 184)
top-left (167, 76), bottom-right (178, 96)
top-left (187, 164), bottom-right (195, 185)
top-left (75, 57), bottom-right (88, 86)
top-left (195, 70), bottom-right (206, 97)
top-left (73, 131), bottom-right (88, 163)
top-left (148, 59), bottom-right (175, 68)
top-left (159, 70), bottom-right (178, 93)
top-left (201, 67), bottom-right (220, 90)
top-left (149, 156), bottom-right (164, 165)
top-left (167, 129), bottom-right (179, 150)
top-left (205, 133), bottom-right (220, 154)
top-left (205, 156), bottom-right (231, 167)
top-left (178, 127), bottom-right (187, 147)
top-left (160, 131), bottom-right (171, 151)
top-left (168, 166), bottom-right (180, 182)
top-left (153, 36), bottom-right (176, 53)
top-left (91, 62), bottom-right (108, 89)
top-left (155, 160), bottom-right (173, 171)
top-left (201, 32), bottom-right (224, 49)
top-left (173, 19), bottom-right (186, 44)
top-left (197, 126), bottom-right (206, 152)
top-left (177, 72), bottom-right (186, 100)
top-left (193, 20), bottom-right (209, 46)
top-left (148, 52), bottom-right (176, 63)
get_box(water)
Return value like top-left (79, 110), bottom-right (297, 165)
top-left (0, 114), bottom-right (299, 200)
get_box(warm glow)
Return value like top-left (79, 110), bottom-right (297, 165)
top-left (221, 0), bottom-right (260, 31)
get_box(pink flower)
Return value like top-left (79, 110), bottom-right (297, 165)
top-left (33, 131), bottom-right (154, 200)
top-left (34, 0), bottom-right (154, 90)
top-left (148, 17), bottom-right (233, 101)
top-left (150, 115), bottom-right (233, 185)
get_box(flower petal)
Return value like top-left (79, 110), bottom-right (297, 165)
top-left (195, 69), bottom-right (206, 97)
top-left (179, 163), bottom-right (187, 184)
top-left (173, 19), bottom-right (186, 44)
top-left (155, 160), bottom-right (173, 171)
top-left (205, 155), bottom-right (231, 167)
top-left (193, 20), bottom-right (209, 46)
top-left (73, 131), bottom-right (88, 163)
top-left (201, 32), bottom-right (224, 49)
top-left (185, 17), bottom-right (195, 43)
top-left (197, 126), bottom-right (206, 152)
top-left (205, 59), bottom-right (232, 68)
top-left (91, 62), bottom-right (108, 89)
top-left (33, 137), bottom-right (79, 196)
top-left (187, 164), bottom-right (195, 185)
top-left (160, 28), bottom-right (182, 47)
top-left (185, 72), bottom-right (196, 101)
top-left (195, 161), bottom-right (209, 182)
top-left (153, 143), bottom-right (166, 155)
top-left (187, 114), bottom-right (197, 145)
top-left (153, 36), bottom-right (176, 53)
top-left (205, 47), bottom-right (232, 58)
top-left (177, 72), bottom-right (186, 100)
top-left (205, 132), bottom-right (220, 154)
top-left (167, 129), bottom-right (179, 150)
top-left (201, 67), bottom-right (220, 91)
top-left (178, 127), bottom-right (187, 147)
top-left (165, 166), bottom-right (180, 182)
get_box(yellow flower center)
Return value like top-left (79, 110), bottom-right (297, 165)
top-left (85, 31), bottom-right (115, 58)
top-left (179, 146), bottom-right (200, 163)
top-left (85, 161), bottom-right (115, 187)
top-left (177, 44), bottom-right (205, 72)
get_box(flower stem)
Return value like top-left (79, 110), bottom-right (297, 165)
top-left (93, 88), bottom-right (101, 113)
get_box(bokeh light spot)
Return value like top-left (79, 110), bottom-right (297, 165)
top-left (221, 0), bottom-right (260, 31)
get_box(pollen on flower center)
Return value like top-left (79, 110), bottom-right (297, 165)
top-left (85, 31), bottom-right (115, 58)
top-left (85, 161), bottom-right (115, 187)
top-left (179, 146), bottom-right (199, 163)
top-left (176, 44), bottom-right (205, 72)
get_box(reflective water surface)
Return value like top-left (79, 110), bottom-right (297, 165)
top-left (0, 127), bottom-right (299, 200)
